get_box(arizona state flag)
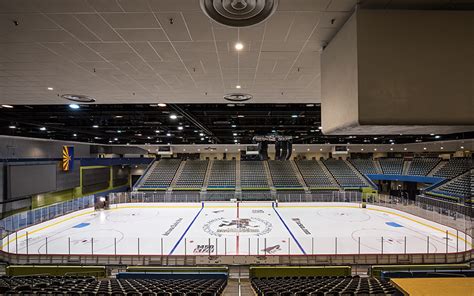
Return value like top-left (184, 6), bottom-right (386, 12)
top-left (62, 146), bottom-right (74, 171)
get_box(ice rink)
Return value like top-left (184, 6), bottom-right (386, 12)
top-left (3, 202), bottom-right (471, 256)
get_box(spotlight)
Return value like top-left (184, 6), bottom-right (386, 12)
top-left (1, 105), bottom-right (13, 108)
top-left (69, 104), bottom-right (80, 109)
top-left (8, 125), bottom-right (16, 129)
top-left (47, 87), bottom-right (54, 91)
top-left (40, 127), bottom-right (47, 131)
top-left (170, 114), bottom-right (177, 119)
top-left (158, 103), bottom-right (167, 107)
top-left (178, 126), bottom-right (183, 130)
top-left (92, 125), bottom-right (99, 128)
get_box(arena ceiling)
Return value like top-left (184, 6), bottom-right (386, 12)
top-left (1, 103), bottom-right (473, 145)
top-left (1, 0), bottom-right (472, 105)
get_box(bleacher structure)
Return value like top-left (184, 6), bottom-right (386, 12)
top-left (407, 158), bottom-right (440, 176)
top-left (427, 170), bottom-right (472, 199)
top-left (139, 159), bottom-right (181, 190)
top-left (0, 276), bottom-right (226, 295)
top-left (295, 160), bottom-right (339, 190)
top-left (433, 158), bottom-right (471, 179)
top-left (136, 157), bottom-right (472, 200)
top-left (379, 158), bottom-right (404, 175)
top-left (251, 276), bottom-right (398, 296)
top-left (174, 160), bottom-right (208, 190)
top-left (207, 160), bottom-right (236, 190)
top-left (323, 159), bottom-right (370, 189)
top-left (268, 160), bottom-right (304, 190)
top-left (240, 161), bottom-right (270, 191)
top-left (349, 159), bottom-right (379, 175)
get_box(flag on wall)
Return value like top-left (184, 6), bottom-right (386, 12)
top-left (62, 146), bottom-right (74, 171)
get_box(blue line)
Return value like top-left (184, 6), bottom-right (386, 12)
top-left (168, 202), bottom-right (204, 255)
top-left (272, 204), bottom-right (307, 255)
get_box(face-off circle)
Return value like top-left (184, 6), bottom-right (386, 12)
top-left (203, 217), bottom-right (272, 237)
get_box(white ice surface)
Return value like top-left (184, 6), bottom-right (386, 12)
top-left (3, 202), bottom-right (471, 256)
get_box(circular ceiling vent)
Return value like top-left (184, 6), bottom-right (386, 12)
top-left (61, 94), bottom-right (96, 103)
top-left (200, 0), bottom-right (278, 27)
top-left (224, 93), bottom-right (253, 102)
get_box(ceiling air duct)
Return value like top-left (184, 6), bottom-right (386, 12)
top-left (200, 0), bottom-right (278, 27)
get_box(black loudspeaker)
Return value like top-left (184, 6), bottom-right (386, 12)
top-left (285, 141), bottom-right (293, 160)
top-left (280, 141), bottom-right (288, 161)
top-left (275, 141), bottom-right (282, 160)
top-left (258, 141), bottom-right (269, 160)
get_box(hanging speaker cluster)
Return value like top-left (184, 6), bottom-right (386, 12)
top-left (200, 0), bottom-right (279, 27)
top-left (275, 140), bottom-right (292, 160)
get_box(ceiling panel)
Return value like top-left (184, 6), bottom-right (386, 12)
top-left (1, 0), bottom-right (469, 105)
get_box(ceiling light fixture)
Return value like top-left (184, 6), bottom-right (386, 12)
top-left (178, 126), bottom-right (183, 130)
top-left (236, 85), bottom-right (241, 89)
top-left (47, 87), bottom-right (54, 91)
top-left (235, 42), bottom-right (244, 50)
top-left (92, 125), bottom-right (99, 128)
top-left (40, 127), bottom-right (47, 131)
top-left (8, 125), bottom-right (16, 129)
top-left (69, 104), bottom-right (80, 109)
top-left (291, 115), bottom-right (298, 118)
top-left (166, 133), bottom-right (171, 137)
top-left (73, 134), bottom-right (77, 137)
top-left (435, 135), bottom-right (441, 139)
top-left (1, 105), bottom-right (13, 108)
top-left (170, 114), bottom-right (177, 119)
top-left (158, 103), bottom-right (167, 107)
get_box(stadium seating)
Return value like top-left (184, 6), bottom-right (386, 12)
top-left (323, 159), bottom-right (368, 188)
top-left (208, 160), bottom-right (236, 189)
top-left (241, 161), bottom-right (270, 190)
top-left (140, 159), bottom-right (182, 190)
top-left (175, 160), bottom-right (208, 190)
top-left (349, 159), bottom-right (379, 175)
top-left (295, 160), bottom-right (339, 190)
top-left (428, 170), bottom-right (471, 199)
top-left (407, 158), bottom-right (440, 176)
top-left (378, 158), bottom-right (404, 175)
top-left (433, 158), bottom-right (471, 179)
top-left (251, 276), bottom-right (399, 295)
top-left (0, 276), bottom-right (226, 295)
top-left (268, 160), bottom-right (303, 189)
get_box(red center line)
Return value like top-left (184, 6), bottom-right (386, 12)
top-left (236, 201), bottom-right (240, 255)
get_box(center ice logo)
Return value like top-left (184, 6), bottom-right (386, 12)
top-left (203, 217), bottom-right (272, 237)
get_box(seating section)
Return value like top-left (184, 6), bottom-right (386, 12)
top-left (0, 276), bottom-right (226, 295)
top-left (349, 159), bottom-right (378, 175)
top-left (428, 170), bottom-right (471, 199)
top-left (407, 158), bottom-right (440, 176)
top-left (323, 159), bottom-right (368, 188)
top-left (296, 160), bottom-right (339, 189)
top-left (140, 159), bottom-right (181, 189)
top-left (208, 160), bottom-right (236, 189)
top-left (379, 158), bottom-right (404, 175)
top-left (175, 160), bottom-right (208, 189)
top-left (241, 161), bottom-right (270, 190)
top-left (433, 158), bottom-right (471, 179)
top-left (268, 160), bottom-right (303, 189)
top-left (251, 276), bottom-right (399, 296)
